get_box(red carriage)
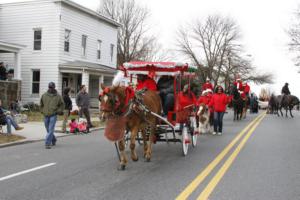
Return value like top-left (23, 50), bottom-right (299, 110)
top-left (119, 61), bottom-right (199, 156)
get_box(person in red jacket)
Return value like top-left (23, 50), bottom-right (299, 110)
top-left (197, 90), bottom-right (210, 105)
top-left (209, 85), bottom-right (228, 135)
top-left (178, 85), bottom-right (196, 110)
top-left (136, 74), bottom-right (157, 91)
top-left (202, 78), bottom-right (214, 91)
top-left (233, 78), bottom-right (243, 91)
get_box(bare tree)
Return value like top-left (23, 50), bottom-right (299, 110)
top-left (221, 50), bottom-right (273, 87)
top-left (177, 15), bottom-right (241, 86)
top-left (99, 0), bottom-right (165, 66)
top-left (177, 15), bottom-right (274, 90)
top-left (288, 7), bottom-right (300, 70)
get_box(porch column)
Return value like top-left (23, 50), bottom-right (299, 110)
top-left (99, 75), bottom-right (104, 93)
top-left (82, 70), bottom-right (89, 92)
top-left (14, 52), bottom-right (21, 80)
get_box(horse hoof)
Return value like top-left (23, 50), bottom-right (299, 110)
top-left (144, 157), bottom-right (151, 162)
top-left (118, 165), bottom-right (126, 171)
top-left (132, 157), bottom-right (139, 162)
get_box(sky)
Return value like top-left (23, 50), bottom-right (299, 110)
top-left (1, 0), bottom-right (299, 96)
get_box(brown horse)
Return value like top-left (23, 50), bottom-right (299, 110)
top-left (99, 84), bottom-right (161, 170)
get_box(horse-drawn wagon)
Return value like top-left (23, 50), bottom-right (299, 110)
top-left (99, 61), bottom-right (199, 170)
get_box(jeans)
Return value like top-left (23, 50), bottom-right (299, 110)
top-left (213, 112), bottom-right (225, 133)
top-left (6, 115), bottom-right (18, 134)
top-left (44, 115), bottom-right (57, 145)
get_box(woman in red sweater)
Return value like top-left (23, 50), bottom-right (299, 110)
top-left (209, 86), bottom-right (228, 135)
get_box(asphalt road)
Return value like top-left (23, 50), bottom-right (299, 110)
top-left (0, 110), bottom-right (299, 200)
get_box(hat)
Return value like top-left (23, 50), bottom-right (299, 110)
top-left (206, 88), bottom-right (212, 93)
top-left (48, 82), bottom-right (56, 89)
top-left (202, 90), bottom-right (208, 95)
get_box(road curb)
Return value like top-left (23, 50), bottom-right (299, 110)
top-left (0, 127), bottom-right (105, 148)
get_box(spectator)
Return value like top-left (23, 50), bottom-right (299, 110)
top-left (0, 62), bottom-right (7, 80)
top-left (209, 86), bottom-right (228, 135)
top-left (62, 87), bottom-right (72, 133)
top-left (0, 99), bottom-right (24, 134)
top-left (40, 82), bottom-right (64, 149)
top-left (76, 85), bottom-right (93, 130)
top-left (69, 118), bottom-right (79, 134)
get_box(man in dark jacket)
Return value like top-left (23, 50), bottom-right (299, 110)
top-left (281, 83), bottom-right (291, 95)
top-left (281, 83), bottom-right (291, 106)
top-left (40, 82), bottom-right (64, 149)
top-left (76, 85), bottom-right (93, 129)
top-left (157, 76), bottom-right (174, 115)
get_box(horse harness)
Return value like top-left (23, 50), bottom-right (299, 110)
top-left (100, 87), bottom-right (152, 123)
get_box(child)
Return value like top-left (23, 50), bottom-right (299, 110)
top-left (69, 118), bottom-right (79, 134)
top-left (78, 118), bottom-right (88, 133)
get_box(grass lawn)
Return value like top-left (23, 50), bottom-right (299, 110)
top-left (0, 134), bottom-right (25, 144)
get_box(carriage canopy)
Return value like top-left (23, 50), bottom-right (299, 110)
top-left (119, 61), bottom-right (196, 76)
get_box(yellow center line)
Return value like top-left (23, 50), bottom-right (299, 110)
top-left (197, 113), bottom-right (266, 200)
top-left (176, 112), bottom-right (265, 200)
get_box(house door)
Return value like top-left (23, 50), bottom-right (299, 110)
top-left (62, 75), bottom-right (69, 93)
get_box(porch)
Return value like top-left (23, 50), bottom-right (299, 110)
top-left (59, 61), bottom-right (116, 108)
top-left (0, 40), bottom-right (25, 80)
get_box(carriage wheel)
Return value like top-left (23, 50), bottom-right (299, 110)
top-left (182, 126), bottom-right (189, 156)
top-left (190, 117), bottom-right (198, 147)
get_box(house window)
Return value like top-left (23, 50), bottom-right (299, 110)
top-left (32, 70), bottom-right (40, 94)
top-left (82, 35), bottom-right (87, 56)
top-left (33, 29), bottom-right (42, 50)
top-left (97, 40), bottom-right (102, 60)
top-left (64, 29), bottom-right (71, 52)
top-left (110, 44), bottom-right (114, 62)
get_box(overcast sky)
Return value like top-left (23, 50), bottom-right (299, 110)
top-left (1, 0), bottom-right (299, 96)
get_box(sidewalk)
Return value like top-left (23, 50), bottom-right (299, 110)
top-left (0, 117), bottom-right (104, 147)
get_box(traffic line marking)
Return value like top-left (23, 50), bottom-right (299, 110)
top-left (197, 114), bottom-right (266, 200)
top-left (175, 112), bottom-right (265, 200)
top-left (0, 163), bottom-right (56, 182)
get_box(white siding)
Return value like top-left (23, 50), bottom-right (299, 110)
top-left (0, 1), bottom-right (118, 104)
top-left (0, 1), bottom-right (61, 103)
top-left (59, 4), bottom-right (118, 68)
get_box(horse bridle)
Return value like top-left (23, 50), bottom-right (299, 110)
top-left (99, 90), bottom-right (123, 116)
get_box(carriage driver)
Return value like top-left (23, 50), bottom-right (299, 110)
top-left (157, 76), bottom-right (175, 116)
top-left (136, 73), bottom-right (157, 91)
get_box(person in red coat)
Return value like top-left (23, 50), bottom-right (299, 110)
top-left (233, 78), bottom-right (243, 91)
top-left (202, 78), bottom-right (214, 91)
top-left (136, 74), bottom-right (157, 91)
top-left (209, 85), bottom-right (228, 135)
top-left (197, 90), bottom-right (210, 105)
top-left (178, 85), bottom-right (196, 110)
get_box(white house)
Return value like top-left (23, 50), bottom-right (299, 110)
top-left (0, 0), bottom-right (119, 107)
